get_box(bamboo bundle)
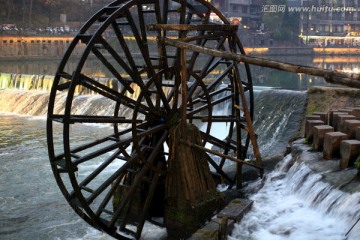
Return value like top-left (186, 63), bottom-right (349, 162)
top-left (165, 122), bottom-right (224, 238)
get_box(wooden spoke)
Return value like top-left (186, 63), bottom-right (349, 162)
top-left (47, 1), bottom-right (257, 239)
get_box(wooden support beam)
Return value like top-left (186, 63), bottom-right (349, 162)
top-left (181, 140), bottom-right (263, 171)
top-left (163, 38), bottom-right (360, 89)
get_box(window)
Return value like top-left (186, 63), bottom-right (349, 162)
top-left (242, 6), bottom-right (248, 14)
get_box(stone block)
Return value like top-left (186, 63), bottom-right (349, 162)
top-left (305, 115), bottom-right (321, 122)
top-left (323, 132), bottom-right (348, 160)
top-left (189, 218), bottom-right (235, 240)
top-left (305, 120), bottom-right (324, 142)
top-left (343, 120), bottom-right (360, 139)
top-left (329, 110), bottom-right (338, 126)
top-left (312, 112), bottom-right (328, 124)
top-left (217, 199), bottom-right (253, 223)
top-left (336, 115), bottom-right (356, 132)
top-left (337, 109), bottom-right (354, 113)
top-left (357, 127), bottom-right (360, 141)
top-left (313, 125), bottom-right (334, 151)
top-left (332, 112), bottom-right (348, 131)
top-left (351, 107), bottom-right (360, 119)
top-left (340, 140), bottom-right (360, 169)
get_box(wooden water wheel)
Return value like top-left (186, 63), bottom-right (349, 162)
top-left (47, 0), bottom-right (262, 239)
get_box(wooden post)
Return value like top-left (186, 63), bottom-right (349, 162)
top-left (181, 47), bottom-right (187, 123)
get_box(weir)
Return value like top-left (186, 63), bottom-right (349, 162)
top-left (1, 86), bottom-right (359, 239)
top-left (1, 0), bottom-right (360, 239)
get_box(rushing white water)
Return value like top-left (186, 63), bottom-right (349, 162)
top-left (230, 154), bottom-right (360, 240)
top-left (1, 88), bottom-right (359, 240)
top-left (253, 90), bottom-right (307, 158)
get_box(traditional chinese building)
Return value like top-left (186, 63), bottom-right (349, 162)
top-left (299, 0), bottom-right (360, 46)
top-left (211, 0), bottom-right (266, 29)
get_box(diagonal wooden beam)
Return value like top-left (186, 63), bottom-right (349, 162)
top-left (163, 38), bottom-right (360, 89)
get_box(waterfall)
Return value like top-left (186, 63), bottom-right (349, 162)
top-left (230, 154), bottom-right (360, 240)
top-left (0, 73), bottom-right (54, 92)
top-left (253, 89), bottom-right (307, 158)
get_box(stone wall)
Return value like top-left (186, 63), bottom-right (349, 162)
top-left (0, 36), bottom-right (85, 58)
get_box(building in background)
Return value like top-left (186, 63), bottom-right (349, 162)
top-left (211, 0), bottom-right (265, 30)
top-left (299, 0), bottom-right (360, 46)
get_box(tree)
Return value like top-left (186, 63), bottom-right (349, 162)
top-left (29, 0), bottom-right (34, 25)
top-left (40, 0), bottom-right (61, 24)
top-left (6, 0), bottom-right (14, 22)
top-left (262, 0), bottom-right (299, 41)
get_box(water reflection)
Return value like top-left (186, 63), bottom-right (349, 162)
top-left (1, 55), bottom-right (359, 90)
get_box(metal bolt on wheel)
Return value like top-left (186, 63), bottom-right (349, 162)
top-left (47, 0), bottom-right (260, 239)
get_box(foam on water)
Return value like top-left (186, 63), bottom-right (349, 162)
top-left (230, 154), bottom-right (360, 240)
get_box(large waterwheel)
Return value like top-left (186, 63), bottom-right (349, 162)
top-left (47, 0), bottom-right (262, 239)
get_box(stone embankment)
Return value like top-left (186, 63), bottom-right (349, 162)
top-left (2, 36), bottom-right (360, 58)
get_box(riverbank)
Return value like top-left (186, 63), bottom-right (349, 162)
top-left (2, 36), bottom-right (360, 58)
top-left (245, 46), bottom-right (360, 56)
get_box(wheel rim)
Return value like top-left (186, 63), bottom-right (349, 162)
top-left (47, 0), bottom-right (254, 239)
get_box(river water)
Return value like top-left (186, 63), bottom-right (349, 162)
top-left (0, 55), bottom-right (360, 239)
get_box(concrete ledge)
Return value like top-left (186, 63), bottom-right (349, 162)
top-left (189, 218), bottom-right (235, 240)
top-left (217, 199), bottom-right (253, 222)
top-left (189, 199), bottom-right (253, 240)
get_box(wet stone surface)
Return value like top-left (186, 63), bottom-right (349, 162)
top-left (291, 139), bottom-right (360, 193)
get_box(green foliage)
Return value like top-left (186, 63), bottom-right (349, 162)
top-left (262, 0), bottom-right (300, 40)
top-left (0, 0), bottom-right (95, 27)
top-left (355, 156), bottom-right (360, 170)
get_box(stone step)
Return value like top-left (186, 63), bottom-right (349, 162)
top-left (313, 125), bottom-right (334, 151)
top-left (336, 114), bottom-right (356, 132)
top-left (328, 109), bottom-right (339, 126)
top-left (329, 111), bottom-right (347, 129)
top-left (338, 108), bottom-right (355, 114)
top-left (343, 119), bottom-right (360, 139)
top-left (189, 217), bottom-right (235, 240)
top-left (332, 112), bottom-right (348, 131)
top-left (305, 115), bottom-right (321, 122)
top-left (217, 199), bottom-right (253, 222)
top-left (323, 132), bottom-right (348, 160)
top-left (189, 199), bottom-right (253, 240)
top-left (305, 120), bottom-right (324, 142)
top-left (312, 112), bottom-right (328, 124)
top-left (340, 140), bottom-right (360, 169)
top-left (351, 107), bottom-right (360, 119)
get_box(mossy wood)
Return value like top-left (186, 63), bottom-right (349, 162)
top-left (165, 122), bottom-right (225, 238)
